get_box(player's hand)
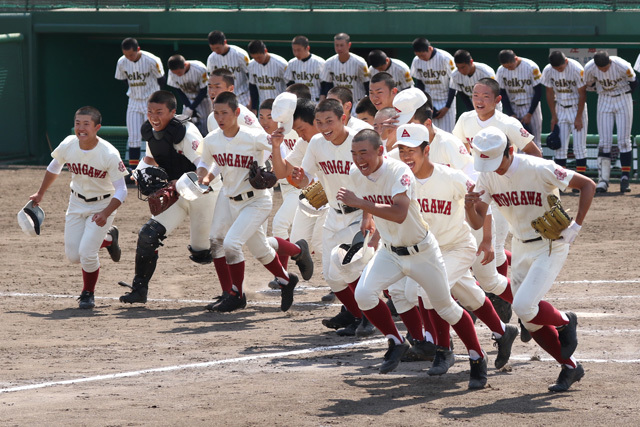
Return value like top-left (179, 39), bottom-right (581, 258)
top-left (574, 116), bottom-right (584, 131)
top-left (290, 166), bottom-right (308, 188)
top-left (550, 115), bottom-right (558, 130)
top-left (361, 214), bottom-right (376, 238)
top-left (521, 113), bottom-right (533, 125)
top-left (464, 185), bottom-right (485, 209)
top-left (91, 212), bottom-right (108, 227)
top-left (381, 114), bottom-right (400, 132)
top-left (368, 229), bottom-right (381, 249)
top-left (271, 128), bottom-right (285, 147)
top-left (560, 220), bottom-right (581, 244)
top-left (476, 238), bottom-right (495, 265)
top-left (434, 107), bottom-right (449, 119)
top-left (336, 187), bottom-right (360, 208)
top-left (29, 192), bottom-right (44, 207)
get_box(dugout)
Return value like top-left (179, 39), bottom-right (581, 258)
top-left (2, 5), bottom-right (640, 176)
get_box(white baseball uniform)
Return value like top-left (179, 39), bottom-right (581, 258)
top-left (321, 53), bottom-right (371, 114)
top-left (450, 62), bottom-right (502, 113)
top-left (496, 57), bottom-right (544, 147)
top-left (429, 126), bottom-right (474, 175)
top-left (167, 60), bottom-right (212, 136)
top-left (346, 116), bottom-right (374, 132)
top-left (272, 130), bottom-right (301, 240)
top-left (284, 53), bottom-right (326, 101)
top-left (369, 58), bottom-right (414, 91)
top-left (584, 56), bottom-right (635, 153)
top-left (115, 50), bottom-right (165, 149)
top-left (207, 45), bottom-right (251, 107)
top-left (248, 53), bottom-right (288, 106)
top-left (411, 48), bottom-right (457, 131)
top-left (541, 58), bottom-right (589, 160)
top-left (207, 104), bottom-right (261, 134)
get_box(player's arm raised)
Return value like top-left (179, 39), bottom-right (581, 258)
top-left (270, 128), bottom-right (293, 179)
top-left (337, 188), bottom-right (410, 224)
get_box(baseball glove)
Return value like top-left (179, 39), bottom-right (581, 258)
top-left (531, 194), bottom-right (572, 240)
top-left (300, 181), bottom-right (328, 210)
top-left (248, 161), bottom-right (277, 190)
top-left (148, 181), bottom-right (179, 216)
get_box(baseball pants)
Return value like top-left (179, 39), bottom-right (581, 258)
top-left (597, 93), bottom-right (633, 153)
top-left (289, 204), bottom-right (327, 256)
top-left (432, 98), bottom-right (457, 133)
top-left (555, 104), bottom-right (588, 160)
top-left (470, 216), bottom-right (509, 296)
top-left (272, 183), bottom-right (300, 240)
top-left (126, 98), bottom-right (147, 150)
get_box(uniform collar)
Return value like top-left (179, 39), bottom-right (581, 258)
top-left (504, 153), bottom-right (521, 178)
top-left (367, 158), bottom-right (388, 182)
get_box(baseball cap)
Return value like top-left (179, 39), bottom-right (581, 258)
top-left (17, 200), bottom-right (45, 237)
top-left (472, 126), bottom-right (508, 172)
top-left (393, 123), bottom-right (429, 148)
top-left (271, 92), bottom-right (297, 134)
top-left (392, 88), bottom-right (427, 125)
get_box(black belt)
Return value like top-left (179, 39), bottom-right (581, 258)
top-left (610, 91), bottom-right (632, 97)
top-left (389, 244), bottom-right (419, 256)
top-left (229, 191), bottom-right (254, 201)
top-left (522, 237), bottom-right (543, 243)
top-left (334, 205), bottom-right (360, 214)
top-left (560, 104), bottom-right (575, 108)
top-left (515, 104), bottom-right (528, 107)
top-left (72, 190), bottom-right (111, 202)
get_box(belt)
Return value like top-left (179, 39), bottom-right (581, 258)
top-left (521, 237), bottom-right (543, 243)
top-left (515, 103), bottom-right (528, 107)
top-left (560, 104), bottom-right (575, 108)
top-left (609, 91), bottom-right (632, 97)
top-left (229, 191), bottom-right (254, 202)
top-left (72, 190), bottom-right (111, 202)
top-left (334, 205), bottom-right (360, 214)
top-left (385, 232), bottom-right (429, 256)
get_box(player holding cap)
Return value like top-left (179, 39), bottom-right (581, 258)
top-left (30, 106), bottom-right (128, 309)
top-left (367, 50), bottom-right (413, 91)
top-left (207, 31), bottom-right (251, 108)
top-left (450, 50), bottom-right (500, 114)
top-left (167, 54), bottom-right (212, 136)
top-left (115, 37), bottom-right (165, 168)
top-left (284, 36), bottom-right (326, 102)
top-left (465, 126), bottom-right (595, 392)
top-left (247, 40), bottom-right (288, 116)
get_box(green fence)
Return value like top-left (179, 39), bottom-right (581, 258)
top-left (0, 33), bottom-right (28, 160)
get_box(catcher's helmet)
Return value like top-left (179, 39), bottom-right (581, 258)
top-left (17, 200), bottom-right (45, 237)
top-left (133, 166), bottom-right (170, 198)
top-left (546, 124), bottom-right (561, 150)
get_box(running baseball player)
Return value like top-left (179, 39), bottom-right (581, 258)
top-left (542, 51), bottom-right (588, 175)
top-left (207, 31), bottom-right (251, 107)
top-left (338, 129), bottom-right (489, 388)
top-left (115, 37), bottom-right (165, 168)
top-left (284, 36), bottom-right (325, 102)
top-left (496, 50), bottom-right (544, 148)
top-left (167, 54), bottom-right (212, 136)
top-left (119, 91), bottom-right (217, 306)
top-left (410, 38), bottom-right (457, 132)
top-left (368, 72), bottom-right (398, 111)
top-left (327, 87), bottom-right (373, 132)
top-left (355, 96), bottom-right (377, 126)
top-left (320, 33), bottom-right (370, 113)
top-left (450, 50), bottom-right (501, 113)
top-left (368, 50), bottom-right (413, 91)
top-left (30, 106), bottom-right (128, 309)
top-left (198, 92), bottom-right (306, 312)
top-left (584, 51), bottom-right (637, 193)
top-left (206, 68), bottom-right (261, 134)
top-left (465, 126), bottom-right (596, 392)
top-left (247, 40), bottom-right (288, 115)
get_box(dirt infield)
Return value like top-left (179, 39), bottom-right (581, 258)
top-left (2, 166), bottom-right (639, 426)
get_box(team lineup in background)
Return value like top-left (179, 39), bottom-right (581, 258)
top-left (25, 29), bottom-right (639, 394)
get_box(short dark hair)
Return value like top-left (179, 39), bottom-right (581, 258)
top-left (259, 99), bottom-right (275, 111)
top-left (75, 106), bottom-right (102, 126)
top-left (168, 54), bottom-right (186, 71)
top-left (293, 98), bottom-right (316, 125)
top-left (334, 33), bottom-right (350, 43)
top-left (211, 68), bottom-right (235, 86)
top-left (315, 99), bottom-right (344, 119)
top-left (454, 49), bottom-right (472, 65)
top-left (327, 86), bottom-right (353, 106)
top-left (412, 37), bottom-right (430, 52)
top-left (476, 77), bottom-right (500, 97)
top-left (286, 83), bottom-right (312, 100)
top-left (368, 50), bottom-right (388, 68)
top-left (353, 129), bottom-right (382, 150)
top-left (248, 40), bottom-right (267, 54)
top-left (594, 51), bottom-right (610, 67)
top-left (412, 101), bottom-right (433, 123)
top-left (213, 91), bottom-right (238, 111)
top-left (121, 37), bottom-right (138, 51)
top-left (355, 96), bottom-right (377, 116)
top-left (208, 30), bottom-right (225, 45)
top-left (498, 49), bottom-right (516, 65)
top-left (503, 142), bottom-right (512, 158)
top-left (370, 72), bottom-right (395, 90)
top-left (148, 90), bottom-right (177, 111)
top-left (549, 51), bottom-right (566, 67)
top-left (292, 35), bottom-right (309, 48)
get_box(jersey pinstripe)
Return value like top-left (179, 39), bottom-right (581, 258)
top-left (541, 58), bottom-right (585, 105)
top-left (584, 56), bottom-right (635, 97)
top-left (284, 54), bottom-right (326, 101)
top-left (449, 62), bottom-right (496, 98)
top-left (496, 57), bottom-right (542, 105)
top-left (206, 45), bottom-right (251, 106)
top-left (321, 53), bottom-right (371, 106)
top-left (115, 50), bottom-right (164, 100)
top-left (167, 60), bottom-right (212, 121)
top-left (248, 53), bottom-right (288, 102)
top-left (410, 48), bottom-right (456, 101)
top-left (369, 58), bottom-right (414, 91)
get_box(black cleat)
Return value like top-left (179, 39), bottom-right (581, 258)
top-left (548, 363), bottom-right (585, 392)
top-left (280, 273), bottom-right (298, 312)
top-left (379, 339), bottom-right (410, 374)
top-left (386, 297), bottom-right (398, 317)
top-left (488, 293), bottom-right (512, 323)
top-left (267, 277), bottom-right (280, 290)
top-left (355, 315), bottom-right (376, 337)
top-left (519, 318), bottom-right (532, 343)
top-left (401, 339), bottom-right (436, 362)
top-left (336, 317), bottom-right (360, 336)
top-left (620, 177), bottom-right (631, 193)
top-left (292, 239), bottom-right (314, 281)
top-left (119, 282), bottom-right (147, 304)
top-left (216, 292), bottom-right (247, 312)
top-left (321, 291), bottom-right (336, 303)
top-left (558, 312), bottom-right (578, 360)
top-left (427, 346), bottom-right (456, 376)
top-left (322, 306), bottom-right (355, 330)
top-left (205, 292), bottom-right (230, 311)
top-left (493, 324), bottom-right (519, 369)
top-left (468, 351), bottom-right (489, 389)
top-left (106, 226), bottom-right (121, 262)
top-left (78, 290), bottom-right (95, 309)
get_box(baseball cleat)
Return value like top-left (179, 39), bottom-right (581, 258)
top-left (548, 363), bottom-right (585, 392)
top-left (216, 292), bottom-right (247, 313)
top-left (78, 291), bottom-right (95, 309)
top-left (336, 317), bottom-right (360, 336)
top-left (595, 180), bottom-right (608, 193)
top-left (321, 291), bottom-right (336, 303)
top-left (292, 239), bottom-right (314, 281)
top-left (106, 226), bottom-right (121, 262)
top-left (468, 351), bottom-right (489, 389)
top-left (493, 324), bottom-right (519, 369)
top-left (355, 315), bottom-right (376, 338)
top-left (280, 273), bottom-right (298, 312)
top-left (427, 346), bottom-right (456, 376)
top-left (386, 297), bottom-right (398, 317)
top-left (557, 312), bottom-right (578, 360)
top-left (322, 306), bottom-right (355, 330)
top-left (401, 339), bottom-right (436, 362)
top-left (267, 277), bottom-right (280, 290)
top-left (379, 338), bottom-right (410, 374)
top-left (205, 292), bottom-right (230, 311)
top-left (519, 318), bottom-right (532, 343)
top-left (620, 177), bottom-right (631, 193)
top-left (488, 293), bottom-right (512, 324)
top-left (119, 282), bottom-right (148, 304)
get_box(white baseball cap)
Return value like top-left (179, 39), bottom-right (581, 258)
top-left (392, 88), bottom-right (428, 125)
top-left (17, 200), bottom-right (45, 237)
top-left (271, 92), bottom-right (297, 134)
top-left (472, 126), bottom-right (508, 172)
top-left (393, 123), bottom-right (429, 148)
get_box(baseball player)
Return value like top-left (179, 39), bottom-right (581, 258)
top-left (247, 40), bottom-right (288, 115)
top-left (284, 36), bottom-right (325, 102)
top-left (115, 37), bottom-right (165, 168)
top-left (198, 91), bottom-right (304, 312)
top-left (320, 33), bottom-right (370, 113)
top-left (465, 126), bottom-right (596, 392)
top-left (30, 106), bottom-right (128, 309)
top-left (584, 51), bottom-right (637, 193)
top-left (119, 91), bottom-right (217, 305)
top-left (207, 31), bottom-right (251, 108)
top-left (285, 83), bottom-right (312, 100)
top-left (206, 68), bottom-right (261, 134)
top-left (338, 129), bottom-right (488, 388)
top-left (410, 38), bottom-right (457, 132)
top-left (542, 51), bottom-right (588, 174)
top-left (368, 50), bottom-right (413, 91)
top-left (167, 54), bottom-right (212, 137)
top-left (355, 96), bottom-right (377, 126)
top-left (368, 72), bottom-right (398, 111)
top-left (496, 50), bottom-right (544, 149)
top-left (450, 50), bottom-right (501, 114)
top-left (327, 87), bottom-right (373, 132)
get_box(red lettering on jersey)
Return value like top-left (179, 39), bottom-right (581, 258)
top-left (234, 155), bottom-right (241, 167)
top-left (318, 161), bottom-right (329, 174)
top-left (430, 199), bottom-right (438, 212)
top-left (240, 155), bottom-right (249, 168)
top-left (526, 191), bottom-right (537, 204)
top-left (81, 164), bottom-right (88, 175)
top-left (436, 199), bottom-right (447, 213)
top-left (492, 191), bottom-right (542, 207)
top-left (510, 191), bottom-right (520, 206)
top-left (554, 167), bottom-right (568, 181)
top-left (443, 201), bottom-right (452, 215)
top-left (337, 161), bottom-right (344, 174)
top-left (535, 193), bottom-right (542, 206)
